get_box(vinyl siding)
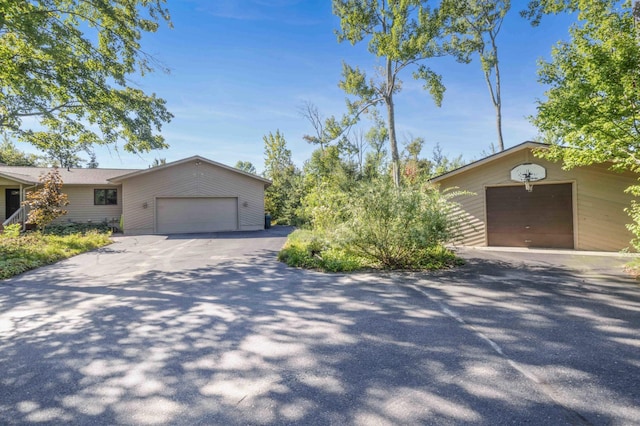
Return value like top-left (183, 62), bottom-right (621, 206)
top-left (121, 160), bottom-right (266, 235)
top-left (436, 148), bottom-right (636, 251)
top-left (1, 184), bottom-right (122, 225)
top-left (52, 185), bottom-right (123, 226)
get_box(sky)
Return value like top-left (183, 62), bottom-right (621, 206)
top-left (22, 0), bottom-right (577, 172)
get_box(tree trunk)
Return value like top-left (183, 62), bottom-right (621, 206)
top-left (386, 58), bottom-right (401, 187)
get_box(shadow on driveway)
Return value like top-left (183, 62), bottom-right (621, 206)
top-left (0, 240), bottom-right (639, 424)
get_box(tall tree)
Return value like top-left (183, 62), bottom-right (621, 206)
top-left (333, 0), bottom-right (456, 186)
top-left (526, 0), bottom-right (639, 170)
top-left (525, 0), bottom-right (640, 247)
top-left (263, 130), bottom-right (300, 223)
top-left (442, 0), bottom-right (510, 151)
top-left (0, 0), bottom-right (173, 154)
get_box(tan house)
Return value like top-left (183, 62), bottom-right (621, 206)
top-left (431, 141), bottom-right (637, 252)
top-left (0, 156), bottom-right (271, 235)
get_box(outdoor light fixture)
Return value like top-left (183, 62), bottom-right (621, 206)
top-left (142, 202), bottom-right (148, 209)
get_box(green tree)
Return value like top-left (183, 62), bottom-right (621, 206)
top-left (23, 169), bottom-right (69, 230)
top-left (333, 0), bottom-right (457, 186)
top-left (300, 145), bottom-right (358, 230)
top-left (0, 0), bottom-right (173, 154)
top-left (0, 137), bottom-right (43, 166)
top-left (235, 160), bottom-right (256, 174)
top-left (442, 0), bottom-right (510, 151)
top-left (526, 0), bottom-right (640, 248)
top-left (263, 130), bottom-right (301, 224)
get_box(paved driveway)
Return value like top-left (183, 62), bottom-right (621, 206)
top-left (1, 229), bottom-right (639, 425)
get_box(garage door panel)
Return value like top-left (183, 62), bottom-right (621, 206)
top-left (486, 184), bottom-right (573, 248)
top-left (156, 197), bottom-right (238, 234)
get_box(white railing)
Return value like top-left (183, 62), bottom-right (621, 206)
top-left (2, 206), bottom-right (27, 230)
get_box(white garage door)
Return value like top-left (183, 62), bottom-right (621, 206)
top-left (156, 197), bottom-right (238, 234)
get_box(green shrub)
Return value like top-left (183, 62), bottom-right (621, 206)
top-left (1, 223), bottom-right (21, 238)
top-left (43, 222), bottom-right (111, 235)
top-left (278, 229), bottom-right (367, 272)
top-left (0, 230), bottom-right (111, 279)
top-left (334, 178), bottom-right (463, 269)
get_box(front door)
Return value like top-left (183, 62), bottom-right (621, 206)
top-left (5, 189), bottom-right (21, 220)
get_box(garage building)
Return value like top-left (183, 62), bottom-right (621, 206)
top-left (110, 156), bottom-right (271, 235)
top-left (431, 142), bottom-right (637, 252)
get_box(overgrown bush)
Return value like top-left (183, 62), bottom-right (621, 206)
top-left (278, 229), bottom-right (365, 272)
top-left (279, 178), bottom-right (465, 272)
top-left (332, 179), bottom-right (463, 269)
top-left (0, 230), bottom-right (111, 279)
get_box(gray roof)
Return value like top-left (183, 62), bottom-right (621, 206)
top-left (0, 166), bottom-right (139, 185)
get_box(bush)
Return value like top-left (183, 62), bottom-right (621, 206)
top-left (42, 222), bottom-right (112, 235)
top-left (0, 230), bottom-right (111, 279)
top-left (334, 179), bottom-right (462, 269)
top-left (1, 223), bottom-right (21, 238)
top-left (278, 229), bottom-right (366, 272)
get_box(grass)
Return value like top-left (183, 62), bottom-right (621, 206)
top-left (0, 228), bottom-right (112, 280)
top-left (278, 229), bottom-right (462, 273)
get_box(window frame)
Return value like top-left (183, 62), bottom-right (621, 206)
top-left (94, 188), bottom-right (118, 206)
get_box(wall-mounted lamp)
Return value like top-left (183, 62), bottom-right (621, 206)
top-left (242, 201), bottom-right (249, 208)
top-left (142, 202), bottom-right (148, 209)
top-left (195, 160), bottom-right (201, 166)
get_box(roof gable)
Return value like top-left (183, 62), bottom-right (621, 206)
top-left (108, 155), bottom-right (272, 186)
top-left (430, 141), bottom-right (549, 183)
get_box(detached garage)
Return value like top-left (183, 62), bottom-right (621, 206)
top-left (109, 156), bottom-right (271, 235)
top-left (432, 142), bottom-right (637, 252)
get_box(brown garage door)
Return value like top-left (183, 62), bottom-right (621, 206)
top-left (486, 184), bottom-right (574, 248)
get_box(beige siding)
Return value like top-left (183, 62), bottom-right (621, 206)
top-left (122, 160), bottom-right (265, 235)
top-left (52, 185), bottom-right (123, 226)
top-left (437, 148), bottom-right (636, 251)
top-left (1, 184), bottom-right (122, 225)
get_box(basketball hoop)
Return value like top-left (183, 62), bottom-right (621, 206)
top-left (510, 163), bottom-right (546, 192)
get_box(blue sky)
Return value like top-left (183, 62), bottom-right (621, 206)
top-left (31, 1), bottom-right (576, 171)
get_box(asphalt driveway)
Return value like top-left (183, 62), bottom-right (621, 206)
top-left (1, 228), bottom-right (639, 425)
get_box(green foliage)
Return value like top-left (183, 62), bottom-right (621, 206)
top-left (529, 0), bottom-right (640, 250)
top-left (333, 0), bottom-right (459, 186)
top-left (235, 160), bottom-right (256, 174)
top-left (0, 138), bottom-right (43, 166)
top-left (335, 178), bottom-right (464, 269)
top-left (299, 145), bottom-right (359, 230)
top-left (263, 130), bottom-right (302, 224)
top-left (279, 178), bottom-right (465, 272)
top-left (278, 229), bottom-right (366, 272)
top-left (0, 230), bottom-right (111, 279)
top-left (1, 223), bottom-right (21, 238)
top-left (23, 169), bottom-right (69, 230)
top-left (42, 222), bottom-right (112, 236)
top-left (0, 0), bottom-right (173, 154)
top-left (532, 1), bottom-right (640, 172)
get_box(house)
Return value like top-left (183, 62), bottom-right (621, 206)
top-left (431, 141), bottom-right (637, 252)
top-left (0, 156), bottom-right (271, 235)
